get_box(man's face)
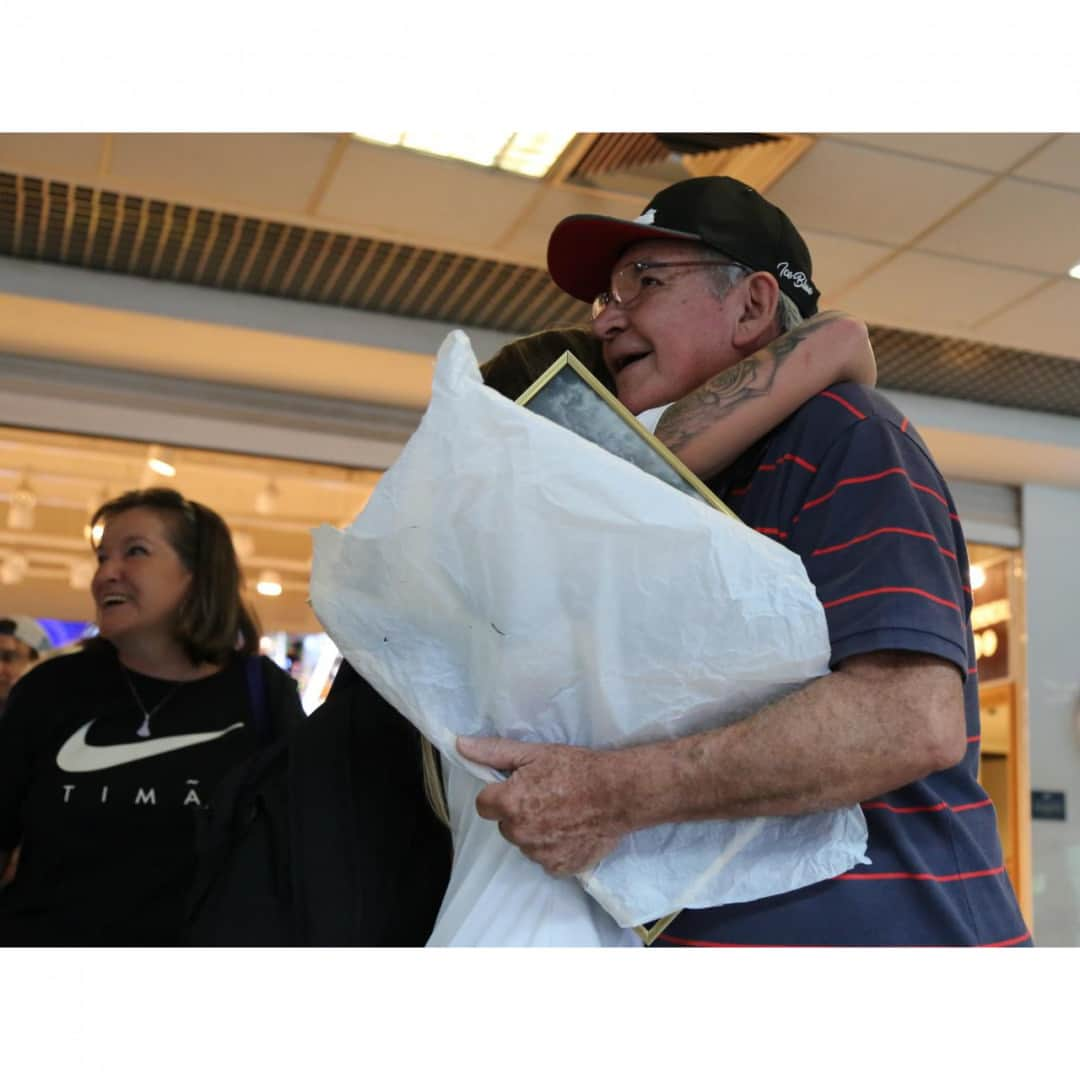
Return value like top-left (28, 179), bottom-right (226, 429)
top-left (591, 239), bottom-right (747, 415)
top-left (0, 633), bottom-right (34, 705)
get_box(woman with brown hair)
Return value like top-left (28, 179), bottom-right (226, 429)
top-left (0, 488), bottom-right (303, 945)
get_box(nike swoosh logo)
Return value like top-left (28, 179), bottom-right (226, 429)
top-left (56, 720), bottom-right (246, 773)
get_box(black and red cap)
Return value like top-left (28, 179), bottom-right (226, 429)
top-left (546, 176), bottom-right (820, 318)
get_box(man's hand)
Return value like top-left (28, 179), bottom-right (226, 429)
top-left (456, 736), bottom-right (629, 877)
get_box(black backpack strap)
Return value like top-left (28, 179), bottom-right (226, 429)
top-left (185, 738), bottom-right (292, 943)
top-left (244, 654), bottom-right (273, 744)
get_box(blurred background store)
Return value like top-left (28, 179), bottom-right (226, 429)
top-left (1, 131), bottom-right (1078, 942)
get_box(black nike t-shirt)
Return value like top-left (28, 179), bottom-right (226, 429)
top-left (0, 645), bottom-right (284, 945)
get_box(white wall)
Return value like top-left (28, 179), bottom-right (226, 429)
top-left (1021, 484), bottom-right (1080, 945)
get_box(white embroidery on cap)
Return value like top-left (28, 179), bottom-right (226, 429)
top-left (776, 261), bottom-right (814, 296)
top-left (634, 209), bottom-right (657, 225)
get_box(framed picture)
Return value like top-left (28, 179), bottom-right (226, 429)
top-left (516, 350), bottom-right (732, 944)
top-left (515, 350), bottom-right (736, 519)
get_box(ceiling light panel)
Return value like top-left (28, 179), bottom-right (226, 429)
top-left (350, 130), bottom-right (574, 178)
top-left (147, 445), bottom-right (177, 478)
top-left (256, 569), bottom-right (283, 597)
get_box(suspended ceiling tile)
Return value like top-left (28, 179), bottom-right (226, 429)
top-left (1013, 134), bottom-right (1080, 191)
top-left (798, 230), bottom-right (892, 298)
top-left (975, 279), bottom-right (1080, 362)
top-left (319, 141), bottom-right (540, 254)
top-left (837, 251), bottom-right (1047, 334)
top-left (826, 133), bottom-right (1051, 172)
top-left (919, 177), bottom-right (1080, 274)
top-left (765, 139), bottom-right (989, 246)
top-left (0, 133), bottom-right (105, 178)
top-left (107, 133), bottom-right (337, 213)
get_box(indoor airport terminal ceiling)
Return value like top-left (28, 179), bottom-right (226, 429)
top-left (1, 131), bottom-right (1079, 627)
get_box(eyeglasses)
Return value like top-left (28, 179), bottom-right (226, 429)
top-left (591, 259), bottom-right (744, 320)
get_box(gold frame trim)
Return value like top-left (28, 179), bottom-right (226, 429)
top-left (515, 350), bottom-right (736, 520)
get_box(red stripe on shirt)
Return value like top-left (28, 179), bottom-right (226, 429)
top-left (754, 454), bottom-right (818, 478)
top-left (982, 930), bottom-right (1032, 947)
top-left (819, 389), bottom-right (866, 420)
top-left (967, 734), bottom-right (981, 743)
top-left (901, 416), bottom-right (910, 433)
top-left (755, 526), bottom-right (789, 540)
top-left (823, 586), bottom-right (961, 612)
top-left (861, 798), bottom-right (992, 814)
top-left (802, 467), bottom-right (950, 513)
top-left (951, 798), bottom-right (994, 812)
top-left (811, 526), bottom-right (956, 560)
top-left (839, 865), bottom-right (1006, 883)
top-left (910, 479), bottom-right (950, 508)
top-left (777, 453), bottom-right (817, 473)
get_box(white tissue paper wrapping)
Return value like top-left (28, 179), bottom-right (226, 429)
top-left (310, 330), bottom-right (868, 934)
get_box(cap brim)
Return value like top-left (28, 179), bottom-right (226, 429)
top-left (546, 214), bottom-right (703, 303)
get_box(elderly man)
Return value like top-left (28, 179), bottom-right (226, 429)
top-left (0, 616), bottom-right (49, 719)
top-left (459, 176), bottom-right (1030, 947)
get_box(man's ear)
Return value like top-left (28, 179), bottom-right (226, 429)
top-left (732, 272), bottom-right (781, 352)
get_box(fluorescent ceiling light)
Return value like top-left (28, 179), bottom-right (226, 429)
top-left (82, 521), bottom-right (106, 545)
top-left (969, 563), bottom-right (987, 590)
top-left (352, 130), bottom-right (575, 178)
top-left (1069, 262), bottom-right (1080, 280)
top-left (256, 570), bottom-right (283, 597)
top-left (147, 445), bottom-right (177, 478)
top-left (255, 479), bottom-right (279, 516)
top-left (7, 475), bottom-right (36, 530)
top-left (1, 553), bottom-right (29, 586)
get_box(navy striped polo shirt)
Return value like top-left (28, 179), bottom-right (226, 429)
top-left (658, 383), bottom-right (1031, 947)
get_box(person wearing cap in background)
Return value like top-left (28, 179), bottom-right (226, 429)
top-left (0, 616), bottom-right (50, 719)
top-left (458, 176), bottom-right (1031, 947)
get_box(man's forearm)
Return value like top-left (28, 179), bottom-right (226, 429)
top-left (602, 652), bottom-right (966, 833)
top-left (462, 652), bottom-right (967, 876)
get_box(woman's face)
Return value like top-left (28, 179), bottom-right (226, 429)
top-left (91, 508), bottom-right (193, 649)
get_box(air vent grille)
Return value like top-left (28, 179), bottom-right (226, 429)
top-left (1, 170), bottom-right (1078, 417)
top-left (0, 171), bottom-right (588, 335)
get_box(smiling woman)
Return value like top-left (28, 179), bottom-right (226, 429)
top-left (0, 488), bottom-right (305, 946)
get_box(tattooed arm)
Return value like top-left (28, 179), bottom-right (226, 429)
top-left (655, 311), bottom-right (874, 479)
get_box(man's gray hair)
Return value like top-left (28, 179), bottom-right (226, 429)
top-left (776, 290), bottom-right (804, 333)
top-left (705, 261), bottom-right (805, 334)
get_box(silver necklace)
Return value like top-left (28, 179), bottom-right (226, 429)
top-left (122, 670), bottom-right (184, 738)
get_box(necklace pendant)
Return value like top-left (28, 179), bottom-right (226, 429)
top-left (123, 669), bottom-right (181, 739)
